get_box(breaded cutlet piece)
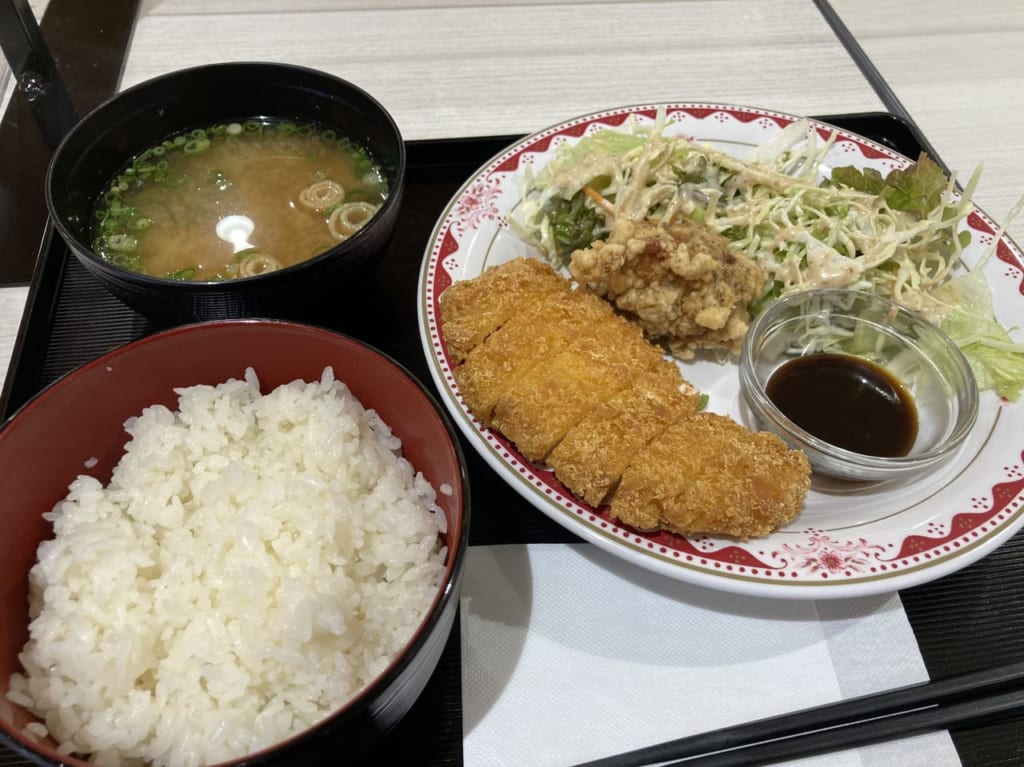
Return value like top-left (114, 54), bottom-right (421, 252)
top-left (610, 412), bottom-right (811, 540)
top-left (546, 359), bottom-right (701, 506)
top-left (441, 257), bottom-right (810, 539)
top-left (489, 317), bottom-right (668, 461)
top-left (454, 286), bottom-right (618, 422)
top-left (439, 257), bottom-right (568, 363)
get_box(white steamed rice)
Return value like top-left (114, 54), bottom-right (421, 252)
top-left (7, 367), bottom-right (448, 767)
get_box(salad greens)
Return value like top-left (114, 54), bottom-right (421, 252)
top-left (830, 154), bottom-right (949, 214)
top-left (930, 194), bottom-right (1024, 401)
top-left (511, 110), bottom-right (1024, 400)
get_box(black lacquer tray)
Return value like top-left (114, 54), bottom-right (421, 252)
top-left (3, 114), bottom-right (1024, 767)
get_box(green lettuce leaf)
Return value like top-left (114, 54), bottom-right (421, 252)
top-left (829, 152), bottom-right (948, 217)
top-left (955, 342), bottom-right (1024, 403)
top-left (569, 129), bottom-right (648, 157)
top-left (934, 272), bottom-right (1024, 402)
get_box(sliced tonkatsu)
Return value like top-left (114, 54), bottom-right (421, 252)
top-left (610, 412), bottom-right (810, 539)
top-left (439, 256), bottom-right (568, 363)
top-left (546, 359), bottom-right (701, 506)
top-left (438, 257), bottom-right (811, 540)
top-left (453, 285), bottom-right (620, 422)
top-left (489, 320), bottom-right (668, 461)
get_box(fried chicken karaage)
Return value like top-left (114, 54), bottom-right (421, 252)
top-left (570, 218), bottom-right (765, 359)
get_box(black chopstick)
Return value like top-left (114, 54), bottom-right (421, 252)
top-left (0, 0), bottom-right (78, 145)
top-left (571, 661), bottom-right (1024, 767)
top-left (811, 0), bottom-right (951, 177)
top-left (811, 0), bottom-right (911, 122)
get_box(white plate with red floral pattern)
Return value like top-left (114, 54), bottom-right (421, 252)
top-left (416, 102), bottom-right (1024, 599)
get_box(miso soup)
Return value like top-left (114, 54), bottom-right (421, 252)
top-left (90, 119), bottom-right (388, 281)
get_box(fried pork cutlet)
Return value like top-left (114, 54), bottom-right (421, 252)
top-left (611, 412), bottom-right (811, 539)
top-left (439, 256), bottom-right (568, 363)
top-left (438, 257), bottom-right (810, 540)
top-left (454, 286), bottom-right (621, 422)
top-left (570, 218), bottom-right (765, 359)
top-left (489, 306), bottom-right (668, 461)
top-left (546, 359), bottom-right (700, 506)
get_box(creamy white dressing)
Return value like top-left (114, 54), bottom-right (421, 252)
top-left (804, 241), bottom-right (864, 288)
top-left (509, 110), bottom-right (1024, 400)
top-left (513, 114), bottom-right (975, 316)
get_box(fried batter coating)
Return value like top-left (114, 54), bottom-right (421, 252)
top-left (439, 257), bottom-right (810, 540)
top-left (610, 412), bottom-right (811, 540)
top-left (490, 319), bottom-right (667, 461)
top-left (570, 218), bottom-right (765, 359)
top-left (455, 283), bottom-right (619, 421)
top-left (546, 360), bottom-right (700, 506)
top-left (439, 257), bottom-right (568, 363)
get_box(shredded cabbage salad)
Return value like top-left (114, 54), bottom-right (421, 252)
top-left (511, 110), bottom-right (1024, 401)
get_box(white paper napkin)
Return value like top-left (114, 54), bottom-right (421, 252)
top-left (461, 543), bottom-right (960, 767)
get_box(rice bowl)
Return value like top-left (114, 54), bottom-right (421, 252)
top-left (0, 320), bottom-right (469, 767)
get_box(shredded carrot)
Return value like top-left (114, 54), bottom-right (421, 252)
top-left (582, 185), bottom-right (615, 215)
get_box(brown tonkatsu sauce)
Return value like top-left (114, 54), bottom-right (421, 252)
top-left (766, 353), bottom-right (918, 457)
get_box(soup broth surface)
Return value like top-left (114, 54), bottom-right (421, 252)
top-left (91, 119), bottom-right (387, 281)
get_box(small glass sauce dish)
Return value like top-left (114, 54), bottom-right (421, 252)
top-left (739, 288), bottom-right (979, 482)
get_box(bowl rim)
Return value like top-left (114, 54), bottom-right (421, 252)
top-left (739, 287), bottom-right (980, 475)
top-left (0, 317), bottom-right (471, 767)
top-left (44, 61), bottom-right (407, 290)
